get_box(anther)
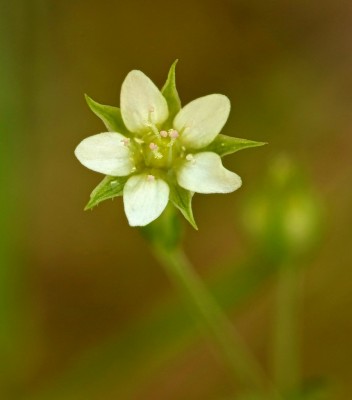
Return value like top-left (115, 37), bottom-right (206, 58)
top-left (169, 129), bottom-right (179, 139)
top-left (147, 174), bottom-right (155, 182)
top-left (160, 130), bottom-right (168, 138)
top-left (167, 129), bottom-right (179, 148)
top-left (149, 142), bottom-right (163, 159)
top-left (186, 154), bottom-right (194, 162)
top-left (180, 125), bottom-right (192, 135)
top-left (149, 143), bottom-right (158, 151)
top-left (121, 138), bottom-right (130, 146)
top-left (146, 106), bottom-right (156, 125)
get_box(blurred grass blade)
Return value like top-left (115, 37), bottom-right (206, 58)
top-left (0, 1), bottom-right (36, 396)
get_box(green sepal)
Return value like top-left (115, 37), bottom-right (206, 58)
top-left (204, 134), bottom-right (267, 157)
top-left (85, 94), bottom-right (130, 135)
top-left (84, 176), bottom-right (128, 210)
top-left (169, 182), bottom-right (198, 230)
top-left (161, 60), bottom-right (181, 126)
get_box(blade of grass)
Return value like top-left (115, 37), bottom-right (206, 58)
top-left (272, 263), bottom-right (302, 393)
top-left (0, 2), bottom-right (28, 396)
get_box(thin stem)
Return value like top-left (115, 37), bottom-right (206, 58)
top-left (273, 263), bottom-right (301, 393)
top-left (153, 245), bottom-right (280, 397)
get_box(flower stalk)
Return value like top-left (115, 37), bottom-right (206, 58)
top-left (273, 263), bottom-right (301, 393)
top-left (152, 244), bottom-right (280, 397)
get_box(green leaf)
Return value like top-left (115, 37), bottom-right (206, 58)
top-left (161, 60), bottom-right (181, 125)
top-left (169, 182), bottom-right (198, 230)
top-left (85, 176), bottom-right (127, 210)
top-left (85, 94), bottom-right (130, 135)
top-left (204, 134), bottom-right (267, 157)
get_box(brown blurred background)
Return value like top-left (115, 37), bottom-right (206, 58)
top-left (1, 0), bottom-right (352, 399)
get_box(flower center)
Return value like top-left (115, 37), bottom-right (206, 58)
top-left (136, 127), bottom-right (183, 171)
top-left (123, 123), bottom-right (194, 178)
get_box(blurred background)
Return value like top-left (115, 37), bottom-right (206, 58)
top-left (1, 0), bottom-right (352, 399)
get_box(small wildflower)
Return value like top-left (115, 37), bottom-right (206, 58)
top-left (75, 61), bottom-right (265, 227)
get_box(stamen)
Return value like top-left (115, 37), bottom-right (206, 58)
top-left (169, 129), bottom-right (179, 139)
top-left (167, 129), bottom-right (179, 148)
top-left (186, 154), bottom-right (194, 162)
top-left (149, 142), bottom-right (158, 151)
top-left (160, 130), bottom-right (168, 138)
top-left (180, 124), bottom-right (192, 135)
top-left (146, 122), bottom-right (160, 138)
top-left (149, 142), bottom-right (163, 159)
top-left (147, 174), bottom-right (155, 182)
top-left (146, 106), bottom-right (156, 127)
top-left (121, 138), bottom-right (130, 146)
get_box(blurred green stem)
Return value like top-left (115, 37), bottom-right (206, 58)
top-left (153, 245), bottom-right (280, 397)
top-left (273, 263), bottom-right (301, 392)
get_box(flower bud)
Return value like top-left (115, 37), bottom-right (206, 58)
top-left (241, 155), bottom-right (323, 262)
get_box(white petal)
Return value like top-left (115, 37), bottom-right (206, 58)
top-left (120, 70), bottom-right (169, 134)
top-left (123, 174), bottom-right (169, 226)
top-left (174, 94), bottom-right (230, 149)
top-left (177, 152), bottom-right (241, 194)
top-left (74, 132), bottom-right (134, 176)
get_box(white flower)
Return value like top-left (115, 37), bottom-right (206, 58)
top-left (75, 68), bottom-right (242, 227)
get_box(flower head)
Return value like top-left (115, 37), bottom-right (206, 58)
top-left (75, 61), bottom-right (265, 228)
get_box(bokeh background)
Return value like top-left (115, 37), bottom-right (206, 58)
top-left (1, 0), bottom-right (352, 399)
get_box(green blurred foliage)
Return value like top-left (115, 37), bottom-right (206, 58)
top-left (242, 155), bottom-right (323, 263)
top-left (1, 0), bottom-right (352, 399)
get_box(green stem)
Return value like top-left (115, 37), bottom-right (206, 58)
top-left (273, 263), bottom-right (301, 393)
top-left (153, 245), bottom-right (279, 396)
